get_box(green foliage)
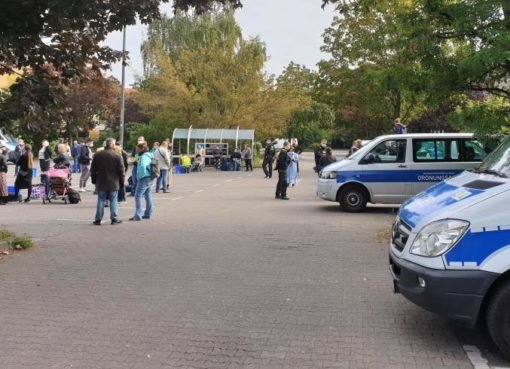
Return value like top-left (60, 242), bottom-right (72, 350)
top-left (0, 229), bottom-right (33, 250)
top-left (135, 11), bottom-right (308, 140)
top-left (0, 0), bottom-right (168, 77)
top-left (319, 0), bottom-right (510, 140)
top-left (10, 236), bottom-right (33, 250)
top-left (449, 97), bottom-right (510, 137)
top-left (287, 102), bottom-right (334, 148)
top-left (0, 67), bottom-right (119, 142)
top-left (127, 112), bottom-right (180, 148)
top-left (0, 229), bottom-right (14, 242)
top-left (173, 0), bottom-right (241, 13)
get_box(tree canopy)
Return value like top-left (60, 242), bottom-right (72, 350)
top-left (133, 11), bottom-right (309, 142)
top-left (318, 0), bottom-right (510, 141)
top-left (0, 0), bottom-right (243, 77)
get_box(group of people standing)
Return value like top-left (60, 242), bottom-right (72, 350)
top-left (92, 136), bottom-right (173, 225)
top-left (0, 141), bottom-right (36, 204)
top-left (262, 139), bottom-right (300, 201)
top-left (314, 139), bottom-right (337, 174)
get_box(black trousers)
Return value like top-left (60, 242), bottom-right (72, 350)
top-left (276, 170), bottom-right (288, 198)
top-left (262, 158), bottom-right (273, 178)
top-left (245, 159), bottom-right (253, 171)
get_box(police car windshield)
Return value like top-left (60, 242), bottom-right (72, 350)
top-left (347, 142), bottom-right (372, 160)
top-left (476, 136), bottom-right (510, 178)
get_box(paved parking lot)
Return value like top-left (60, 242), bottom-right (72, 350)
top-left (0, 153), bottom-right (508, 368)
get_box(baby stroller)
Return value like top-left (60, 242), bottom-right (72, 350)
top-left (190, 156), bottom-right (203, 172)
top-left (43, 167), bottom-right (72, 204)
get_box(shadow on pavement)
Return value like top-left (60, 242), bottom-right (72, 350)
top-left (454, 323), bottom-right (510, 367)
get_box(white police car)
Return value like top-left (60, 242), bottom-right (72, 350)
top-left (317, 133), bottom-right (487, 212)
top-left (390, 135), bottom-right (510, 357)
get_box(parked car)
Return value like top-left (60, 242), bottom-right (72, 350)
top-left (390, 135), bottom-right (510, 358)
top-left (317, 133), bottom-right (488, 212)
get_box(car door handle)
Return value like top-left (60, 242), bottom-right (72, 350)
top-left (398, 164), bottom-right (407, 168)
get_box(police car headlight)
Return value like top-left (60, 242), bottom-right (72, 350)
top-left (321, 171), bottom-right (337, 180)
top-left (410, 219), bottom-right (469, 257)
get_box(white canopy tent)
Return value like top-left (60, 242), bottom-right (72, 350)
top-left (171, 126), bottom-right (255, 157)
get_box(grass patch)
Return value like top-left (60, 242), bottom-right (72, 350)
top-left (0, 229), bottom-right (14, 241)
top-left (10, 236), bottom-right (33, 250)
top-left (0, 229), bottom-right (33, 252)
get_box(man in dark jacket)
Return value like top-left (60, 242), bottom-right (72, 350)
top-left (313, 139), bottom-right (328, 174)
top-left (71, 140), bottom-right (81, 173)
top-left (90, 138), bottom-right (125, 225)
top-left (274, 141), bottom-right (291, 200)
top-left (262, 139), bottom-right (275, 178)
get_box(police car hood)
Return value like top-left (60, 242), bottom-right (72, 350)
top-left (322, 159), bottom-right (353, 172)
top-left (399, 171), bottom-right (510, 229)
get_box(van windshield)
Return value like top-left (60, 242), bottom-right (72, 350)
top-left (347, 141), bottom-right (373, 160)
top-left (475, 136), bottom-right (510, 178)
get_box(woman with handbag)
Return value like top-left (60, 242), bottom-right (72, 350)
top-left (14, 144), bottom-right (34, 203)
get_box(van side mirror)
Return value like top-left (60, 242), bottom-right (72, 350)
top-left (360, 153), bottom-right (376, 165)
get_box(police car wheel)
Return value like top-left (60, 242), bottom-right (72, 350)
top-left (487, 282), bottom-right (510, 358)
top-left (339, 186), bottom-right (367, 212)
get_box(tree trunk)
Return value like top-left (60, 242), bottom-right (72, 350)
top-left (393, 90), bottom-right (401, 119)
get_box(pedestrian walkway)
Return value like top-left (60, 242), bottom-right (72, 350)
top-left (0, 154), bottom-right (502, 368)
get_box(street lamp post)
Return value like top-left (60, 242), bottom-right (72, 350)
top-left (119, 26), bottom-right (127, 147)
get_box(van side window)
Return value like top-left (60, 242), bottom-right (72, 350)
top-left (463, 140), bottom-right (487, 161)
top-left (364, 140), bottom-right (407, 163)
top-left (413, 139), bottom-right (461, 162)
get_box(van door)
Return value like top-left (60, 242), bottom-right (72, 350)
top-left (410, 138), bottom-right (483, 195)
top-left (359, 138), bottom-right (409, 203)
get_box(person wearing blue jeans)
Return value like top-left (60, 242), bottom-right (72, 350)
top-left (95, 190), bottom-right (119, 223)
top-left (130, 136), bottom-right (145, 196)
top-left (90, 138), bottom-right (125, 225)
top-left (133, 177), bottom-right (153, 220)
top-left (154, 142), bottom-right (170, 193)
top-left (130, 142), bottom-right (154, 221)
top-left (130, 164), bottom-right (137, 195)
top-left (156, 169), bottom-right (168, 192)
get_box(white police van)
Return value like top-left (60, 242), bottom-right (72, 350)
top-left (390, 136), bottom-right (510, 357)
top-left (317, 133), bottom-right (487, 212)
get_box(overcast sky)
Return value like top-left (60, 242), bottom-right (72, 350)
top-left (104, 0), bottom-right (336, 86)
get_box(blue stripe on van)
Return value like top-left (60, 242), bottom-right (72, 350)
top-left (445, 228), bottom-right (510, 267)
top-left (336, 170), bottom-right (462, 184)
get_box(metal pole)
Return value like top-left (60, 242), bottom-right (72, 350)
top-left (119, 26), bottom-right (127, 147)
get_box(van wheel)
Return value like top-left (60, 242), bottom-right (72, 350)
top-left (339, 185), bottom-right (367, 212)
top-left (487, 282), bottom-right (510, 359)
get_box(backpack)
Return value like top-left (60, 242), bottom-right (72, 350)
top-left (150, 157), bottom-right (160, 180)
top-left (68, 188), bottom-right (81, 204)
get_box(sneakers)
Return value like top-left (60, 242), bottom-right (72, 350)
top-left (79, 188), bottom-right (87, 193)
top-left (92, 220), bottom-right (101, 226)
top-left (129, 216), bottom-right (141, 221)
top-left (280, 197), bottom-right (290, 200)
top-left (111, 219), bottom-right (123, 225)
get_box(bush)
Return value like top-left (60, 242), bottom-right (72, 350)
top-left (0, 229), bottom-right (14, 241)
top-left (10, 236), bottom-right (33, 250)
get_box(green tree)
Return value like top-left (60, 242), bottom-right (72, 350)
top-left (287, 102), bottom-right (334, 149)
top-left (0, 66), bottom-right (119, 142)
top-left (321, 0), bottom-right (434, 122)
top-left (0, 0), bottom-right (242, 77)
top-left (136, 11), bottom-right (308, 139)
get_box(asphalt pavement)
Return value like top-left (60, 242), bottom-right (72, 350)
top-left (0, 153), bottom-right (508, 369)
